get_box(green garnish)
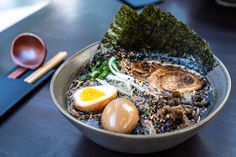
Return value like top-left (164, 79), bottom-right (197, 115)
top-left (79, 73), bottom-right (90, 81)
top-left (86, 59), bottom-right (121, 80)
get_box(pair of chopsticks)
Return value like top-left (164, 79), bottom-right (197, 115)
top-left (24, 52), bottom-right (68, 84)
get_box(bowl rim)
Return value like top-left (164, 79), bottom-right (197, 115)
top-left (50, 42), bottom-right (231, 139)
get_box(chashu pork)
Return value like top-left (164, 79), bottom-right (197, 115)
top-left (147, 64), bottom-right (204, 93)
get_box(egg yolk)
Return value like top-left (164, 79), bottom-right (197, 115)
top-left (80, 88), bottom-right (105, 102)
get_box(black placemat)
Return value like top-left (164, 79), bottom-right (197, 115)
top-left (0, 67), bottom-right (54, 117)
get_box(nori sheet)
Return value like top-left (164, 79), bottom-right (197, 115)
top-left (96, 4), bottom-right (217, 74)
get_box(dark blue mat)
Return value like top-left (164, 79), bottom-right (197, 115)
top-left (0, 67), bottom-right (54, 117)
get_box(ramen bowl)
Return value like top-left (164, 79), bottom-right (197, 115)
top-left (50, 42), bottom-right (231, 153)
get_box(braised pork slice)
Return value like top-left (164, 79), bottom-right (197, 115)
top-left (147, 64), bottom-right (204, 93)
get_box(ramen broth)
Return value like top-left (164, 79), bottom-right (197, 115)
top-left (66, 52), bottom-right (214, 135)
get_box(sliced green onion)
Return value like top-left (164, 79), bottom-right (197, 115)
top-left (89, 70), bottom-right (100, 77)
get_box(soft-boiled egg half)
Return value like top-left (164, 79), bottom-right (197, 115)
top-left (73, 85), bottom-right (118, 112)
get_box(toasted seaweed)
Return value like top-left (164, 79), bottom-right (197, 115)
top-left (97, 5), bottom-right (137, 53)
top-left (96, 4), bottom-right (217, 74)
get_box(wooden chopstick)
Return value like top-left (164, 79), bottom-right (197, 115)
top-left (24, 51), bottom-right (68, 84)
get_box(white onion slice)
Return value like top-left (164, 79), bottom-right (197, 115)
top-left (108, 57), bottom-right (134, 81)
top-left (96, 78), bottom-right (130, 95)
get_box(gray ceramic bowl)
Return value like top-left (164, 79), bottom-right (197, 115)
top-left (50, 42), bottom-right (231, 153)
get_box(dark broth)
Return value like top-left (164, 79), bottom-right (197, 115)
top-left (66, 53), bottom-right (214, 135)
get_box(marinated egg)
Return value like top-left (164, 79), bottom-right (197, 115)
top-left (73, 85), bottom-right (117, 112)
top-left (101, 98), bottom-right (139, 134)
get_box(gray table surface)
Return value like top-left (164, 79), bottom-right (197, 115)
top-left (0, 0), bottom-right (236, 156)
